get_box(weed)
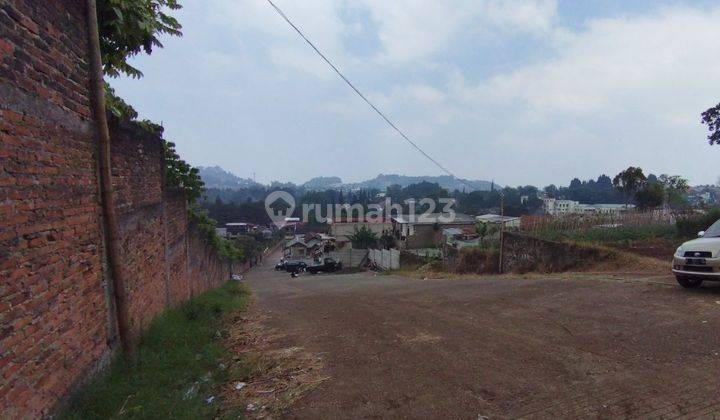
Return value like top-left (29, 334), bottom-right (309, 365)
top-left (60, 282), bottom-right (250, 420)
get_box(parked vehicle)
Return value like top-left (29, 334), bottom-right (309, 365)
top-left (280, 260), bottom-right (307, 273)
top-left (672, 219), bottom-right (720, 288)
top-left (306, 257), bottom-right (342, 274)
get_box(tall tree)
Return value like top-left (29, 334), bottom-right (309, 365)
top-left (98, 0), bottom-right (182, 78)
top-left (348, 226), bottom-right (379, 249)
top-left (634, 183), bottom-right (664, 211)
top-left (659, 174), bottom-right (689, 209)
top-left (701, 102), bottom-right (720, 146)
top-left (613, 167), bottom-right (647, 206)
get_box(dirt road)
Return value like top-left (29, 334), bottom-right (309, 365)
top-left (244, 258), bottom-right (720, 419)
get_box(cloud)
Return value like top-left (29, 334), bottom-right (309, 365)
top-left (112, 1), bottom-right (720, 187)
top-left (212, 0), bottom-right (558, 72)
top-left (473, 6), bottom-right (720, 121)
top-left (359, 0), bottom-right (557, 64)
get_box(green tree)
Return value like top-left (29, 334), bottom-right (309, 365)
top-left (634, 183), bottom-right (664, 211)
top-left (98, 0), bottom-right (182, 78)
top-left (659, 174), bottom-right (689, 208)
top-left (164, 140), bottom-right (204, 203)
top-left (475, 221), bottom-right (489, 244)
top-left (348, 225), bottom-right (379, 249)
top-left (701, 102), bottom-right (720, 146)
top-left (613, 167), bottom-right (647, 206)
top-left (378, 232), bottom-right (396, 250)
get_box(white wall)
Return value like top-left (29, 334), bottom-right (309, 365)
top-left (369, 249), bottom-right (400, 270)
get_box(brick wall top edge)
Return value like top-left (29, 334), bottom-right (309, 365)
top-left (108, 117), bottom-right (164, 155)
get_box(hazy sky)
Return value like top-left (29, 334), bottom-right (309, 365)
top-left (111, 0), bottom-right (720, 187)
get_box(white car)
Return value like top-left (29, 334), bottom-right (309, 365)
top-left (672, 219), bottom-right (720, 288)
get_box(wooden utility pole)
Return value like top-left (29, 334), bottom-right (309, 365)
top-left (86, 0), bottom-right (132, 354)
top-left (498, 191), bottom-right (504, 274)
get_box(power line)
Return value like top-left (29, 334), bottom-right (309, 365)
top-left (266, 0), bottom-right (469, 186)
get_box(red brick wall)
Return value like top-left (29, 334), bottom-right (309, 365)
top-left (0, 1), bottom-right (233, 417)
top-left (187, 223), bottom-right (231, 297)
top-left (108, 118), bottom-right (233, 339)
top-left (165, 189), bottom-right (191, 306)
top-left (110, 120), bottom-right (168, 339)
top-left (0, 1), bottom-right (110, 417)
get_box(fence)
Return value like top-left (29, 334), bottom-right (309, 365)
top-left (328, 248), bottom-right (369, 267)
top-left (369, 249), bottom-right (400, 270)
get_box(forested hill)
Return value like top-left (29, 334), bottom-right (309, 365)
top-left (199, 166), bottom-right (495, 192)
top-left (196, 166), bottom-right (261, 189)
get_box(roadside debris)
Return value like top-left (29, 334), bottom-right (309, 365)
top-left (218, 309), bottom-right (328, 417)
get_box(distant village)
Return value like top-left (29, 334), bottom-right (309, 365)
top-left (212, 187), bottom-right (708, 268)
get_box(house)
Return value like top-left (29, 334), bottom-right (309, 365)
top-left (476, 214), bottom-right (521, 228)
top-left (283, 234), bottom-right (323, 259)
top-left (225, 222), bottom-right (259, 237)
top-left (589, 204), bottom-right (635, 215)
top-left (391, 213), bottom-right (476, 249)
top-left (688, 187), bottom-right (718, 206)
top-left (443, 227), bottom-right (480, 249)
top-left (329, 217), bottom-right (392, 248)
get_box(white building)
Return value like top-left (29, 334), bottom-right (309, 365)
top-left (543, 198), bottom-right (634, 216)
top-left (542, 198), bottom-right (581, 215)
top-left (476, 214), bottom-right (521, 228)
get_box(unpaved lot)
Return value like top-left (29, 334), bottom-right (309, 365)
top-left (243, 257), bottom-right (720, 419)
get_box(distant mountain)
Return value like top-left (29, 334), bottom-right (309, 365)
top-left (301, 176), bottom-right (343, 190)
top-left (197, 166), bottom-right (261, 189)
top-left (345, 174), bottom-right (495, 192)
top-left (198, 166), bottom-right (495, 192)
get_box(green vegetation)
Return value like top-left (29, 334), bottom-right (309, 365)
top-left (61, 281), bottom-right (249, 419)
top-left (189, 209), bottom-right (246, 262)
top-left (702, 101), bottom-right (720, 146)
top-left (98, 0), bottom-right (203, 204)
top-left (535, 224), bottom-right (678, 244)
top-left (612, 167), bottom-right (689, 210)
top-left (98, 0), bottom-right (182, 78)
top-left (454, 246), bottom-right (500, 274)
top-left (474, 221), bottom-right (499, 245)
top-left (165, 141), bottom-right (204, 204)
top-left (349, 225), bottom-right (379, 249)
top-left (676, 208), bottom-right (720, 237)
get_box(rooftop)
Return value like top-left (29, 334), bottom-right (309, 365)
top-left (392, 213), bottom-right (475, 224)
top-left (476, 214), bottom-right (520, 223)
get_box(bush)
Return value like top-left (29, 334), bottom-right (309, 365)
top-left (676, 208), bottom-right (720, 237)
top-left (454, 247), bottom-right (499, 274)
top-left (535, 224), bottom-right (677, 244)
top-left (189, 208), bottom-right (246, 262)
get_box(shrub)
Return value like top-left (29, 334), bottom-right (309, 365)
top-left (189, 208), bottom-right (246, 262)
top-left (454, 247), bottom-right (499, 274)
top-left (676, 208), bottom-right (720, 237)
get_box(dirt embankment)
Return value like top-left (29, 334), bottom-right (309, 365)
top-left (433, 233), bottom-right (670, 277)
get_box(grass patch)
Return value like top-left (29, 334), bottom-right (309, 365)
top-left (60, 281), bottom-right (250, 420)
top-left (534, 224), bottom-right (678, 245)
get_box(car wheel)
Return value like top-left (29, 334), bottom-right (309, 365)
top-left (676, 276), bottom-right (703, 289)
